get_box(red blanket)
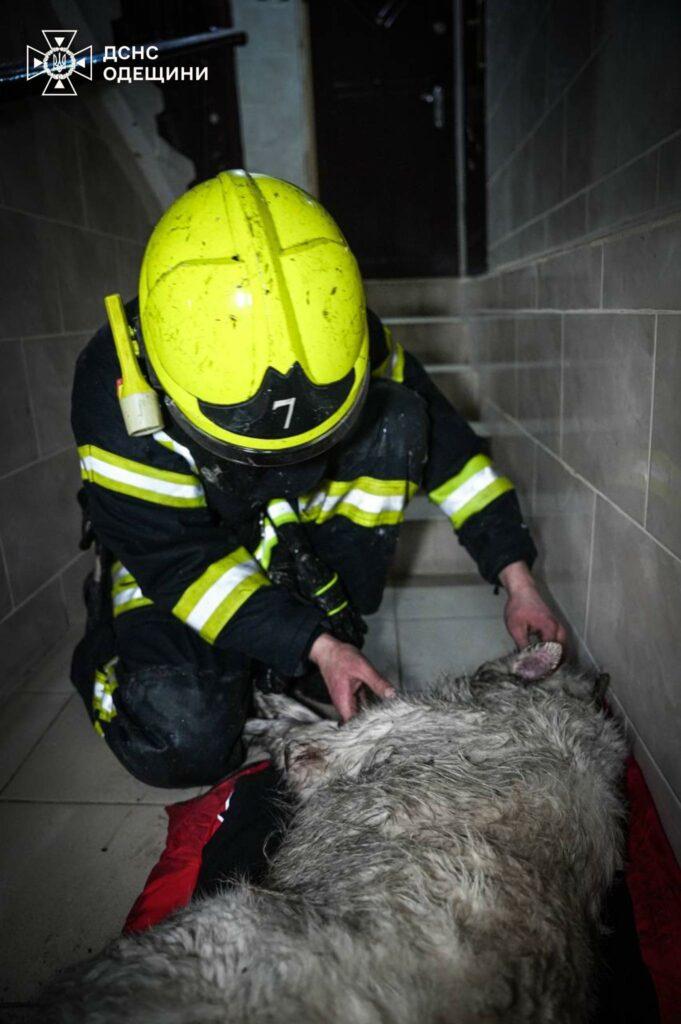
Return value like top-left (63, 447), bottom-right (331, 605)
top-left (625, 758), bottom-right (681, 1023)
top-left (124, 759), bottom-right (271, 934)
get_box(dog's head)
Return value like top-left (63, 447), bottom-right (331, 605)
top-left (469, 640), bottom-right (609, 705)
top-left (470, 640), bottom-right (562, 683)
top-left (245, 644), bottom-right (610, 803)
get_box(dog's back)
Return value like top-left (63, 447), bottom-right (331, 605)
top-left (45, 645), bottom-right (627, 1023)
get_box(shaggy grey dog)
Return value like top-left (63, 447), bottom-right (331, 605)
top-left (45, 643), bottom-right (626, 1024)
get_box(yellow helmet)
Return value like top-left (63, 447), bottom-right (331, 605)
top-left (138, 170), bottom-right (369, 466)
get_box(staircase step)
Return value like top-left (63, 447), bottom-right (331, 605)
top-left (365, 278), bottom-right (460, 317)
top-left (389, 574), bottom-right (501, 620)
top-left (365, 275), bottom-right (502, 318)
top-left (372, 315), bottom-right (483, 420)
top-left (427, 368), bottom-right (479, 421)
top-left (385, 316), bottom-right (470, 364)
top-left (405, 494), bottom-right (440, 521)
top-left (392, 519), bottom-right (474, 577)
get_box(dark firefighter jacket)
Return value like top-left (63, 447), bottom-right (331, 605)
top-left (72, 303), bottom-right (537, 678)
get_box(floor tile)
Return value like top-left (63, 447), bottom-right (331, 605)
top-left (2, 696), bottom-right (203, 805)
top-left (20, 629), bottom-right (79, 695)
top-left (363, 614), bottom-right (400, 687)
top-left (0, 801), bottom-right (167, 1002)
top-left (0, 692), bottom-right (69, 791)
top-left (404, 493), bottom-right (441, 521)
top-left (397, 616), bottom-right (512, 692)
top-left (394, 580), bottom-right (503, 621)
top-left (0, 583), bottom-right (68, 701)
top-left (392, 520), bottom-right (473, 576)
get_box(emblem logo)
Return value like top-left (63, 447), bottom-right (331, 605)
top-left (26, 29), bottom-right (93, 96)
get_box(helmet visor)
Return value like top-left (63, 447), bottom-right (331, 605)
top-left (164, 367), bottom-right (370, 467)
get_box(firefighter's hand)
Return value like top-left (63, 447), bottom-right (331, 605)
top-left (309, 633), bottom-right (396, 722)
top-left (499, 561), bottom-right (568, 649)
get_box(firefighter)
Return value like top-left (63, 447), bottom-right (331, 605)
top-left (71, 170), bottom-right (566, 789)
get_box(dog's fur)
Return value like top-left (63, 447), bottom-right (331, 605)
top-left (45, 645), bottom-right (626, 1023)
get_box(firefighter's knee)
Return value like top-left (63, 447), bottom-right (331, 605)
top-left (103, 664), bottom-right (250, 789)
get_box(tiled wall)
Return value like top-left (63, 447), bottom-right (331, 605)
top-left (486, 0), bottom-right (681, 267)
top-left (0, 93), bottom-right (158, 693)
top-left (477, 1), bottom-right (681, 861)
top-left (232, 0), bottom-right (317, 193)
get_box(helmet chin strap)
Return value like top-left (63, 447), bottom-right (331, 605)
top-left (132, 312), bottom-right (162, 391)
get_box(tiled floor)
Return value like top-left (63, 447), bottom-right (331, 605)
top-left (0, 580), bottom-right (513, 1011)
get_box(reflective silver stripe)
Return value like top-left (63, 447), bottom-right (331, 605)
top-left (79, 453), bottom-right (204, 501)
top-left (112, 562), bottom-right (130, 584)
top-left (265, 498), bottom-right (298, 528)
top-left (93, 679), bottom-right (114, 714)
top-left (112, 584), bottom-right (145, 608)
top-left (184, 560), bottom-right (263, 632)
top-left (306, 487), bottom-right (405, 518)
top-left (254, 520), bottom-right (278, 565)
top-left (386, 345), bottom-right (398, 376)
top-left (267, 499), bottom-right (294, 522)
top-left (436, 466), bottom-right (499, 518)
top-left (153, 429), bottom-right (198, 473)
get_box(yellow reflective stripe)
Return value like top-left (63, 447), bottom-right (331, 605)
top-left (92, 658), bottom-right (119, 724)
top-left (112, 571), bottom-right (135, 595)
top-left (112, 577), bottom-right (135, 597)
top-left (451, 476), bottom-right (514, 529)
top-left (429, 455), bottom-right (514, 530)
top-left (311, 503), bottom-right (405, 528)
top-left (325, 477), bottom-right (416, 498)
top-left (254, 520), bottom-right (278, 571)
top-left (110, 562), bottom-right (153, 616)
top-left (266, 498), bottom-right (299, 527)
top-left (113, 596), bottom-right (153, 618)
top-left (252, 498), bottom-right (297, 571)
top-left (327, 599), bottom-right (348, 616)
top-left (314, 572), bottom-right (338, 597)
top-left (372, 326), bottom-right (405, 384)
top-left (173, 548), bottom-right (270, 643)
top-left (391, 340), bottom-right (405, 383)
top-left (113, 588), bottom-right (153, 617)
top-left (78, 444), bottom-right (206, 508)
top-left (301, 477), bottom-right (418, 528)
top-left (111, 561), bottom-right (127, 584)
top-left (429, 454), bottom-right (493, 503)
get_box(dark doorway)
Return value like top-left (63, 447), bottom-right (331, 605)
top-left (309, 0), bottom-right (460, 278)
top-left (112, 0), bottom-right (243, 187)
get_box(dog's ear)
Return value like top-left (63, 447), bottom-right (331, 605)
top-left (282, 737), bottom-right (334, 798)
top-left (510, 641), bottom-right (563, 681)
top-left (286, 740), bottom-right (328, 772)
top-left (244, 705), bottom-right (336, 796)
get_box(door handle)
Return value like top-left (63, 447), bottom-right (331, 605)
top-left (420, 84), bottom-right (445, 129)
